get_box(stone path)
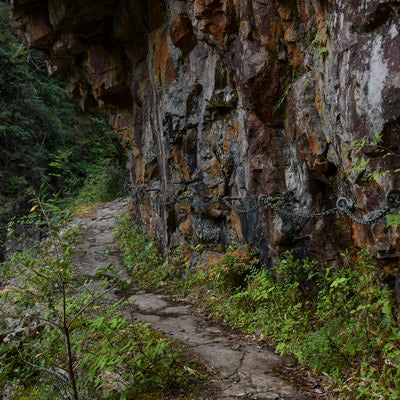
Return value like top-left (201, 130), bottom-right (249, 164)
top-left (71, 198), bottom-right (323, 400)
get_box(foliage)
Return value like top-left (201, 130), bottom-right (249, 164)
top-left (272, 70), bottom-right (298, 114)
top-left (0, 2), bottom-right (126, 257)
top-left (349, 132), bottom-right (400, 227)
top-left (231, 251), bottom-right (399, 398)
top-left (114, 213), bottom-right (165, 285)
top-left (0, 199), bottom-right (203, 399)
top-left (310, 27), bottom-right (329, 58)
top-left (349, 133), bottom-right (399, 181)
top-left (48, 114), bottom-right (127, 205)
top-left (194, 246), bottom-right (259, 293)
top-left (115, 213), bottom-right (400, 400)
top-left (70, 296), bottom-right (196, 399)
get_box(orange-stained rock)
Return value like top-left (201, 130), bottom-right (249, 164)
top-left (195, 251), bottom-right (225, 272)
top-left (150, 26), bottom-right (177, 85)
top-left (9, 0), bottom-right (400, 267)
top-left (169, 2), bottom-right (197, 55)
top-left (18, 8), bottom-right (52, 49)
top-left (193, 0), bottom-right (236, 45)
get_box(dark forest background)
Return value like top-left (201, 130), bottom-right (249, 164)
top-left (0, 3), bottom-right (126, 259)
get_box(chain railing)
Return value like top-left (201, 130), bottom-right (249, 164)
top-left (128, 185), bottom-right (400, 226)
top-left (335, 198), bottom-right (389, 225)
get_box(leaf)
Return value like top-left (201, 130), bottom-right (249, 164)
top-left (386, 214), bottom-right (400, 228)
top-left (29, 204), bottom-right (39, 212)
top-left (330, 277), bottom-right (348, 288)
top-left (128, 295), bottom-right (136, 303)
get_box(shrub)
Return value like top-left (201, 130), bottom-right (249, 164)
top-left (114, 213), bottom-right (164, 284)
top-left (204, 247), bottom-right (259, 291)
top-left (114, 214), bottom-right (400, 399)
top-left (0, 202), bottom-right (201, 399)
top-left (233, 250), bottom-right (400, 398)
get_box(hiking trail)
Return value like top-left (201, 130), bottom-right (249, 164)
top-left (70, 198), bottom-right (327, 400)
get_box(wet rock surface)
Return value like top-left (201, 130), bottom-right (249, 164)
top-left (71, 198), bottom-right (320, 400)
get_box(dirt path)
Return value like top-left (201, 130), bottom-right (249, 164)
top-left (71, 198), bottom-right (323, 400)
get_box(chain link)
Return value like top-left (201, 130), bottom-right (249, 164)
top-left (387, 189), bottom-right (400, 207)
top-left (221, 197), bottom-right (261, 214)
top-left (275, 206), bottom-right (338, 220)
top-left (304, 208), bottom-right (338, 218)
top-left (129, 185), bottom-right (398, 226)
top-left (336, 197), bottom-right (389, 225)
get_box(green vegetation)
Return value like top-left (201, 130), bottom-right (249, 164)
top-left (113, 215), bottom-right (164, 283)
top-left (0, 6), bottom-right (205, 398)
top-left (0, 2), bottom-right (126, 258)
top-left (310, 27), bottom-right (329, 58)
top-left (349, 133), bottom-right (400, 183)
top-left (115, 216), bottom-right (400, 399)
top-left (349, 133), bottom-right (400, 227)
top-left (272, 70), bottom-right (298, 114)
top-left (2, 1), bottom-right (399, 399)
top-left (0, 198), bottom-right (205, 399)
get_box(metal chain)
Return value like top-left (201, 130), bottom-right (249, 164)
top-left (303, 208), bottom-right (338, 218)
top-left (221, 197), bottom-right (261, 214)
top-left (276, 206), bottom-right (338, 220)
top-left (154, 193), bottom-right (193, 207)
top-left (336, 197), bottom-right (389, 225)
top-left (387, 189), bottom-right (400, 207)
top-left (257, 195), bottom-right (337, 220)
top-left (129, 185), bottom-right (398, 226)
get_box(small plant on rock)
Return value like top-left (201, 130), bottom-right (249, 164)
top-left (348, 132), bottom-right (400, 227)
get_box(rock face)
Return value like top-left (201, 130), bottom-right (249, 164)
top-left (10, 0), bottom-right (400, 265)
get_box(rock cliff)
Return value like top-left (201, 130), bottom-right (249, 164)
top-left (10, 0), bottom-right (400, 265)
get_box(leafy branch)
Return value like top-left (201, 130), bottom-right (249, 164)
top-left (348, 133), bottom-right (400, 227)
